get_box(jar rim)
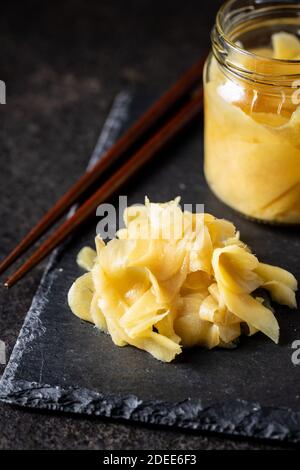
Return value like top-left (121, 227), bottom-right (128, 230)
top-left (215, 0), bottom-right (300, 72)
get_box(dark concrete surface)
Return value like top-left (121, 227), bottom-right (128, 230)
top-left (0, 0), bottom-right (294, 450)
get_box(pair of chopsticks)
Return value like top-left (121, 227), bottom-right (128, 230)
top-left (1, 58), bottom-right (205, 288)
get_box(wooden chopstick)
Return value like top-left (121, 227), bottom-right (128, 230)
top-left (0, 58), bottom-right (205, 276)
top-left (5, 89), bottom-right (203, 287)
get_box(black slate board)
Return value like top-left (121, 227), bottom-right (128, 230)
top-left (1, 91), bottom-right (300, 444)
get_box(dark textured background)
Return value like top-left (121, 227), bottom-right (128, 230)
top-left (0, 0), bottom-right (295, 450)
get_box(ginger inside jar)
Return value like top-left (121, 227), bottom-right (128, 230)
top-left (204, 0), bottom-right (300, 224)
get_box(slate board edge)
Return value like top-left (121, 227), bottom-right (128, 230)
top-left (1, 92), bottom-right (300, 445)
top-left (0, 89), bottom-right (133, 388)
top-left (0, 91), bottom-right (134, 406)
top-left (1, 377), bottom-right (300, 444)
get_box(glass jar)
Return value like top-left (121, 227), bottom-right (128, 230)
top-left (203, 0), bottom-right (300, 224)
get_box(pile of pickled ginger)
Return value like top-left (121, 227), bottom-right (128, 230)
top-left (68, 198), bottom-right (297, 362)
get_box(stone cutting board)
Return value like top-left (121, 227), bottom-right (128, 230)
top-left (1, 91), bottom-right (300, 444)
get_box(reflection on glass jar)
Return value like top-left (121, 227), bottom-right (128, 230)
top-left (204, 0), bottom-right (300, 224)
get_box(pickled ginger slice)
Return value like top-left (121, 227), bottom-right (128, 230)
top-left (272, 32), bottom-right (300, 59)
top-left (68, 272), bottom-right (94, 323)
top-left (76, 247), bottom-right (97, 271)
top-left (212, 245), bottom-right (262, 295)
top-left (222, 289), bottom-right (279, 343)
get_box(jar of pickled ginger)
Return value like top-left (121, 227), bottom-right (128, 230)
top-left (204, 0), bottom-right (300, 224)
